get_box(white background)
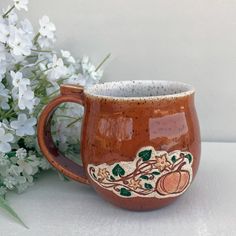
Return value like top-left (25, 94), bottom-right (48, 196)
top-left (1, 0), bottom-right (236, 142)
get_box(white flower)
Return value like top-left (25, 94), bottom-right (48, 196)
top-left (16, 148), bottom-right (27, 159)
top-left (10, 113), bottom-right (36, 137)
top-left (10, 71), bottom-right (36, 111)
top-left (39, 158), bottom-right (51, 170)
top-left (61, 50), bottom-right (75, 64)
top-left (0, 44), bottom-right (7, 62)
top-left (65, 74), bottom-right (86, 86)
top-left (14, 175), bottom-right (26, 184)
top-left (0, 45), bottom-right (9, 81)
top-left (24, 136), bottom-right (35, 148)
top-left (0, 82), bottom-right (10, 110)
top-left (14, 0), bottom-right (28, 11)
top-left (0, 22), bottom-right (9, 43)
top-left (10, 71), bottom-right (30, 93)
top-left (16, 155), bottom-right (39, 176)
top-left (39, 62), bottom-right (46, 71)
top-left (20, 19), bottom-right (34, 39)
top-left (47, 55), bottom-right (67, 82)
top-left (0, 62), bottom-right (7, 81)
top-left (6, 9), bottom-right (18, 25)
top-left (39, 16), bottom-right (56, 39)
top-left (0, 153), bottom-right (10, 166)
top-left (81, 56), bottom-right (103, 84)
top-left (18, 87), bottom-right (36, 111)
top-left (0, 127), bottom-right (14, 153)
top-left (15, 181), bottom-right (33, 193)
top-left (38, 35), bottom-right (55, 49)
top-left (8, 164), bottom-right (22, 176)
top-left (27, 155), bottom-right (40, 174)
top-left (3, 176), bottom-right (17, 189)
top-left (0, 0), bottom-right (104, 197)
top-left (8, 26), bottom-right (32, 57)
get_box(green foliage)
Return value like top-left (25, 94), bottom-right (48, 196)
top-left (120, 188), bottom-right (131, 197)
top-left (185, 154), bottom-right (192, 163)
top-left (112, 164), bottom-right (125, 177)
top-left (0, 196), bottom-right (28, 229)
top-left (138, 149), bottom-right (152, 161)
top-left (144, 183), bottom-right (153, 189)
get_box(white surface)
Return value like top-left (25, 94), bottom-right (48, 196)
top-left (0, 142), bottom-right (235, 236)
top-left (0, 0), bottom-right (236, 142)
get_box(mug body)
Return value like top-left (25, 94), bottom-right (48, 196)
top-left (81, 80), bottom-right (200, 211)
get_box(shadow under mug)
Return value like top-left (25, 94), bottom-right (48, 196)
top-left (37, 80), bottom-right (201, 211)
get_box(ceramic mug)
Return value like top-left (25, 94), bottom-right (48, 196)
top-left (37, 80), bottom-right (200, 211)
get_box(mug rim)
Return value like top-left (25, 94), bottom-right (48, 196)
top-left (84, 80), bottom-right (195, 101)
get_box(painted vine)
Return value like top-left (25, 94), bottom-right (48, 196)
top-left (88, 147), bottom-right (193, 198)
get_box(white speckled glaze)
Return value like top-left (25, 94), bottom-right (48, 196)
top-left (85, 80), bottom-right (195, 100)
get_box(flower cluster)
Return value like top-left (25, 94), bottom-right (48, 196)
top-left (0, 0), bottom-right (105, 198)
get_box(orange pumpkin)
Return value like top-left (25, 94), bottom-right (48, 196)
top-left (156, 170), bottom-right (190, 195)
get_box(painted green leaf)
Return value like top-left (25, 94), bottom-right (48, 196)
top-left (151, 171), bottom-right (160, 175)
top-left (144, 183), bottom-right (153, 189)
top-left (112, 164), bottom-right (125, 177)
top-left (120, 188), bottom-right (131, 197)
top-left (140, 175), bottom-right (149, 180)
top-left (185, 154), bottom-right (192, 163)
top-left (0, 196), bottom-right (28, 229)
top-left (171, 155), bottom-right (177, 163)
top-left (110, 175), bottom-right (115, 181)
top-left (138, 149), bottom-right (152, 161)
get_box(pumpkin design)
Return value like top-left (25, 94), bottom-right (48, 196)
top-left (88, 146), bottom-right (193, 199)
top-left (156, 169), bottom-right (190, 195)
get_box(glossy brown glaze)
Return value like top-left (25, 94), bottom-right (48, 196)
top-left (37, 82), bottom-right (201, 211)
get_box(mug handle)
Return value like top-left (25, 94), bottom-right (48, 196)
top-left (37, 84), bottom-right (89, 185)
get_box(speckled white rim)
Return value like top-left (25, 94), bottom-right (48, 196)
top-left (84, 80), bottom-right (195, 100)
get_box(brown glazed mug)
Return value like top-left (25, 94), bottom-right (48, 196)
top-left (37, 80), bottom-right (200, 211)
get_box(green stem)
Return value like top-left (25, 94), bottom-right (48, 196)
top-left (3, 107), bottom-right (15, 119)
top-left (2, 5), bottom-right (15, 18)
top-left (31, 49), bottom-right (51, 53)
top-left (34, 58), bottom-right (48, 67)
top-left (0, 196), bottom-right (28, 229)
top-left (33, 33), bottom-right (40, 45)
top-left (41, 67), bottom-right (52, 73)
top-left (66, 117), bottom-right (82, 128)
top-left (48, 89), bottom-right (60, 97)
top-left (95, 53), bottom-right (111, 72)
top-left (25, 55), bottom-right (38, 59)
top-left (56, 115), bottom-right (78, 120)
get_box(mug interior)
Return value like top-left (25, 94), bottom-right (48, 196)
top-left (85, 80), bottom-right (194, 99)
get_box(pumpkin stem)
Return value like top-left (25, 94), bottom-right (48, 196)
top-left (171, 157), bottom-right (185, 171)
top-left (176, 162), bottom-right (186, 171)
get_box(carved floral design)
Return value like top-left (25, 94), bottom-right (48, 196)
top-left (88, 147), bottom-right (193, 198)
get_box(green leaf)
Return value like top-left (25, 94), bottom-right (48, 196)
top-left (151, 171), bottom-right (160, 175)
top-left (6, 151), bottom-right (16, 158)
top-left (171, 155), bottom-right (177, 163)
top-left (185, 154), bottom-right (192, 163)
top-left (140, 175), bottom-right (149, 180)
top-left (138, 149), bottom-right (152, 161)
top-left (144, 183), bottom-right (153, 189)
top-left (0, 196), bottom-right (28, 229)
top-left (120, 188), bottom-right (131, 197)
top-left (112, 164), bottom-right (125, 177)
